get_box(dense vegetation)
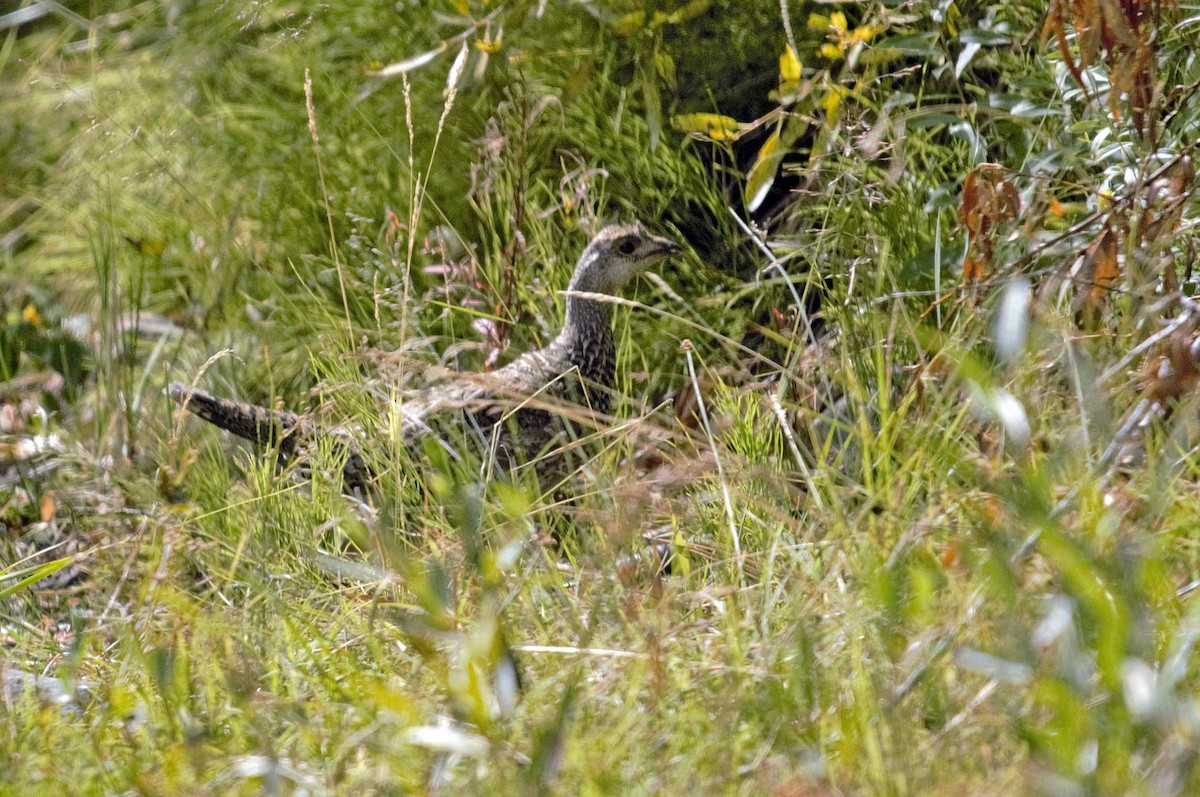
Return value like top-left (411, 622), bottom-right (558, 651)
top-left (4, 0), bottom-right (1200, 792)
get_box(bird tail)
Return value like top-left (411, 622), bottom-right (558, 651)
top-left (168, 382), bottom-right (305, 454)
top-left (168, 382), bottom-right (374, 492)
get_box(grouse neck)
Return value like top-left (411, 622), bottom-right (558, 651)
top-left (562, 283), bottom-right (614, 340)
top-left (562, 246), bottom-right (616, 339)
top-left (555, 245), bottom-right (621, 395)
top-left (556, 272), bottom-right (616, 391)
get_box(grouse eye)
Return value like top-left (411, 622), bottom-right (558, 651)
top-left (617, 239), bottom-right (638, 256)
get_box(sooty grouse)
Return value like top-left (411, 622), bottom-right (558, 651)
top-left (169, 223), bottom-right (680, 490)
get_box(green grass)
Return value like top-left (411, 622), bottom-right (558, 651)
top-left (5, 1), bottom-right (1200, 794)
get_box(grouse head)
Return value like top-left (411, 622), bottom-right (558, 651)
top-left (568, 223), bottom-right (681, 294)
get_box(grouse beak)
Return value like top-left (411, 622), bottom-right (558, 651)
top-left (648, 236), bottom-right (683, 259)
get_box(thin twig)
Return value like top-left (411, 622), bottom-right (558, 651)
top-left (511, 645), bottom-right (647, 659)
top-left (728, 206), bottom-right (819, 349)
top-left (767, 392), bottom-right (823, 510)
top-left (1094, 310), bottom-right (1191, 389)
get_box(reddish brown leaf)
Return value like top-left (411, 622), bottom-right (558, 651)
top-left (962, 254), bottom-right (986, 283)
top-left (958, 165), bottom-right (1022, 283)
top-left (1075, 226), bottom-right (1121, 322)
top-left (939, 541), bottom-right (960, 568)
top-left (1140, 328), bottom-right (1200, 404)
top-left (1045, 0), bottom-right (1173, 138)
top-left (40, 490), bottom-right (56, 523)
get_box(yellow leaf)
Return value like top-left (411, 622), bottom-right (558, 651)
top-left (475, 26), bottom-right (503, 52)
top-left (672, 113), bottom-right (742, 141)
top-left (944, 2), bottom-right (962, 36)
top-left (670, 0), bottom-right (713, 23)
top-left (849, 24), bottom-right (884, 43)
top-left (614, 11), bottom-right (646, 36)
top-left (779, 44), bottom-right (802, 82)
top-left (820, 42), bottom-right (844, 60)
top-left (830, 12), bottom-right (848, 32)
top-left (821, 85), bottom-right (844, 118)
top-left (673, 544), bottom-right (690, 578)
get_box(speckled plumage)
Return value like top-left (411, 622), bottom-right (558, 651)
top-left (169, 223), bottom-right (680, 490)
